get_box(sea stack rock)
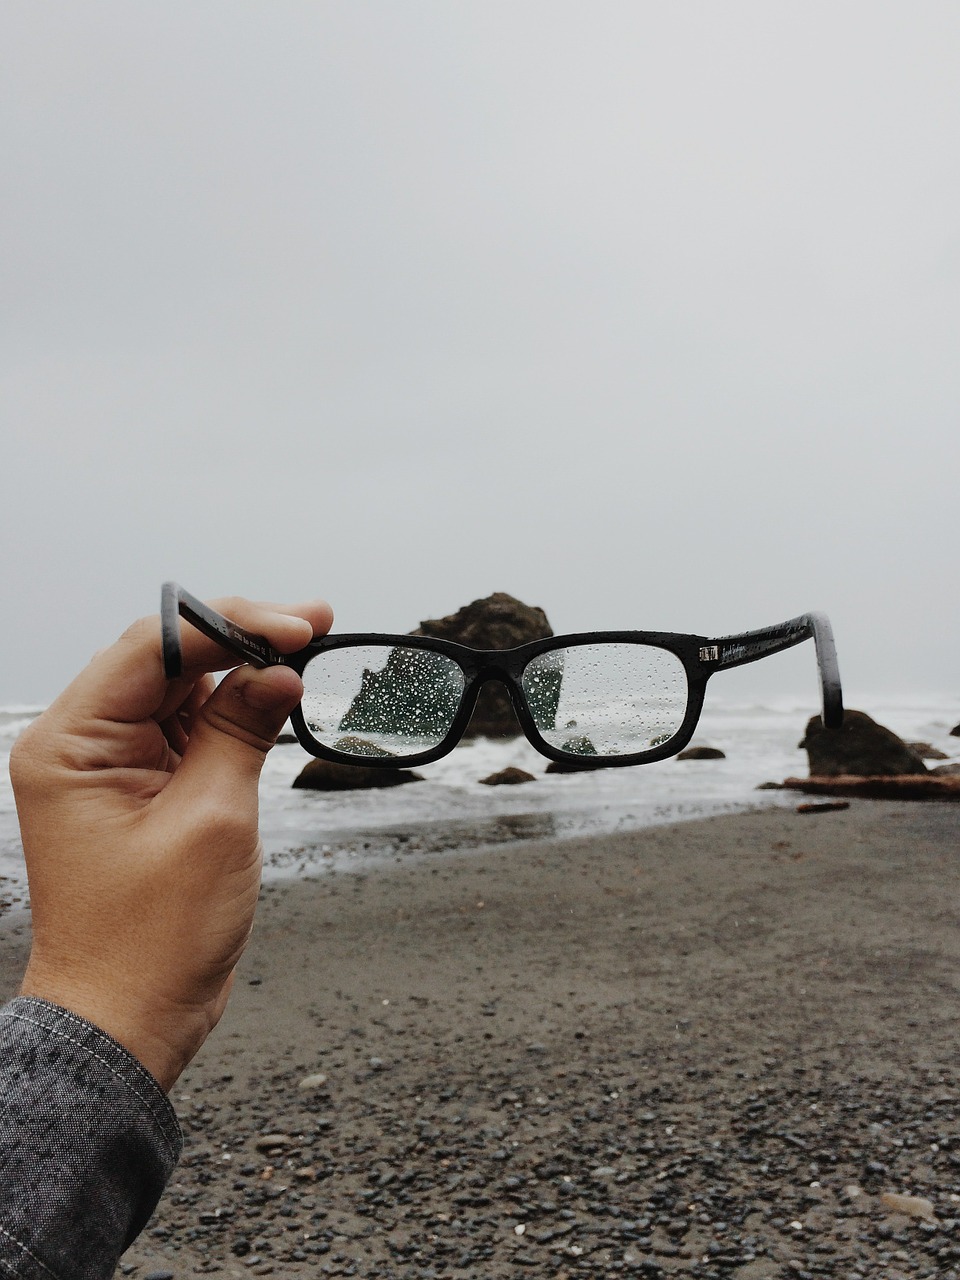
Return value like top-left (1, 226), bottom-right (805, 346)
top-left (799, 710), bottom-right (928, 777)
top-left (414, 592), bottom-right (553, 738)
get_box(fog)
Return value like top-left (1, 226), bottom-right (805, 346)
top-left (3, 2), bottom-right (957, 707)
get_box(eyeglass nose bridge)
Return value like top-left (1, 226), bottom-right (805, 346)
top-left (456, 654), bottom-right (537, 739)
top-left (471, 653), bottom-right (521, 685)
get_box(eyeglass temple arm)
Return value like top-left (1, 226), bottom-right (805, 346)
top-left (160, 582), bottom-right (284, 679)
top-left (703, 612), bottom-right (843, 729)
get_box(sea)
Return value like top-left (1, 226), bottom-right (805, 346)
top-left (0, 696), bottom-right (957, 909)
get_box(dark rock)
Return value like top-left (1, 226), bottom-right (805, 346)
top-left (951, 723), bottom-right (960, 737)
top-left (676, 746), bottom-right (725, 761)
top-left (255, 1133), bottom-right (293, 1151)
top-left (415, 593), bottom-right (553, 738)
top-left (906, 742), bottom-right (949, 760)
top-left (544, 758), bottom-right (605, 773)
top-left (292, 759), bottom-right (424, 790)
top-left (755, 781), bottom-right (784, 790)
top-left (479, 767), bottom-right (536, 786)
top-left (329, 592), bottom-right (556, 747)
top-left (799, 710), bottom-right (928, 777)
top-left (415, 592), bottom-right (552, 656)
top-left (930, 763), bottom-right (960, 777)
top-left (275, 732), bottom-right (299, 745)
top-left (796, 800), bottom-right (851, 814)
top-left (325, 734), bottom-right (396, 758)
top-left (334, 649), bottom-right (466, 748)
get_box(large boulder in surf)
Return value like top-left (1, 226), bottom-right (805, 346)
top-left (341, 592), bottom-right (555, 742)
top-left (293, 759), bottom-right (424, 790)
top-left (799, 709), bottom-right (928, 777)
top-left (414, 592), bottom-right (552, 652)
top-left (415, 593), bottom-right (553, 739)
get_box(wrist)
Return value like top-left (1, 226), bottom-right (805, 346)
top-left (18, 965), bottom-right (214, 1093)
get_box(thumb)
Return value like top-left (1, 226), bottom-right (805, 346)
top-left (173, 664), bottom-right (304, 795)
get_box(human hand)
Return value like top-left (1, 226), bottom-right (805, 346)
top-left (9, 592), bottom-right (333, 1091)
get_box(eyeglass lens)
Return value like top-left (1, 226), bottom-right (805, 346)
top-left (300, 645), bottom-right (466, 758)
top-left (522, 644), bottom-right (689, 756)
top-left (300, 641), bottom-right (690, 761)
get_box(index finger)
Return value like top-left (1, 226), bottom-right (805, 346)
top-left (52, 595), bottom-right (334, 727)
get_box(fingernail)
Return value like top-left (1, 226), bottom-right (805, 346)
top-left (267, 610), bottom-right (313, 632)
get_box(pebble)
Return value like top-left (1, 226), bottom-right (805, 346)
top-left (124, 1012), bottom-right (960, 1280)
top-left (879, 1192), bottom-right (937, 1220)
top-left (297, 1072), bottom-right (328, 1091)
top-left (254, 1133), bottom-right (292, 1151)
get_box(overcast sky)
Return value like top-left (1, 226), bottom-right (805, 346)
top-left (2, 2), bottom-right (958, 709)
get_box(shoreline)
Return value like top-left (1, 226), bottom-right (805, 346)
top-left (2, 801), bottom-right (959, 1278)
top-left (258, 790), bottom-right (800, 882)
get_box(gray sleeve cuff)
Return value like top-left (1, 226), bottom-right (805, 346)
top-left (0, 996), bottom-right (182, 1279)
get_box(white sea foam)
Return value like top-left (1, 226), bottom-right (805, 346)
top-left (0, 696), bottom-right (956, 900)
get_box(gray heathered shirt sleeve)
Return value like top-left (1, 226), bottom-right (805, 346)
top-left (0, 997), bottom-right (182, 1279)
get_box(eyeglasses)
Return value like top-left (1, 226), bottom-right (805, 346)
top-left (161, 583), bottom-right (843, 769)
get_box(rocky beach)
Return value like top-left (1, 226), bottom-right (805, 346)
top-left (2, 800), bottom-right (957, 1279)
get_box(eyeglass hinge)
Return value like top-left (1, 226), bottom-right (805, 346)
top-left (699, 645), bottom-right (720, 662)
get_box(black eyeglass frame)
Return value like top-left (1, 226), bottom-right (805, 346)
top-left (161, 583), bottom-right (843, 769)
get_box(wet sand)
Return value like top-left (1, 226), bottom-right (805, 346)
top-left (2, 800), bottom-right (959, 1278)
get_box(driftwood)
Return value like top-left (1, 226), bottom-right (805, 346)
top-left (782, 774), bottom-right (960, 802)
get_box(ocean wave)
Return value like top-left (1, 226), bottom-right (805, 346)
top-left (0, 695), bottom-right (955, 899)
